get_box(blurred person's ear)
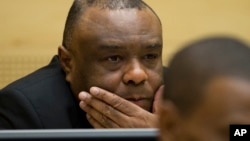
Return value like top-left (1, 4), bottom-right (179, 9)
top-left (158, 100), bottom-right (181, 141)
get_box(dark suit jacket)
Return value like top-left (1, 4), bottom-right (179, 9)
top-left (0, 56), bottom-right (92, 129)
top-left (0, 56), bottom-right (168, 129)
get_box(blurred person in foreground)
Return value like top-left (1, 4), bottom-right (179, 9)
top-left (0, 0), bottom-right (165, 129)
top-left (159, 37), bottom-right (250, 141)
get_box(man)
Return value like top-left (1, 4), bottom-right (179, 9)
top-left (158, 37), bottom-right (250, 141)
top-left (0, 0), bottom-right (164, 129)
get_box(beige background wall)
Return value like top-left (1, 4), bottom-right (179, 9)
top-left (0, 0), bottom-right (250, 88)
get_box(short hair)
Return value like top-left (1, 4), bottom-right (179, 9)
top-left (62, 0), bottom-right (160, 49)
top-left (163, 37), bottom-right (250, 116)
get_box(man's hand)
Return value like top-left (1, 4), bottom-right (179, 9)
top-left (152, 85), bottom-right (164, 114)
top-left (78, 86), bottom-right (164, 128)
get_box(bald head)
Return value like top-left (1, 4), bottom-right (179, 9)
top-left (62, 0), bottom-right (161, 49)
top-left (163, 37), bottom-right (250, 116)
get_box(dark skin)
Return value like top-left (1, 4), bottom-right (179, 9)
top-left (59, 7), bottom-right (163, 128)
top-left (159, 77), bottom-right (250, 141)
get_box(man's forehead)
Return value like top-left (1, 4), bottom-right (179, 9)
top-left (80, 6), bottom-right (155, 23)
top-left (75, 7), bottom-right (161, 35)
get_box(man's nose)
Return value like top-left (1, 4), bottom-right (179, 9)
top-left (123, 59), bottom-right (148, 85)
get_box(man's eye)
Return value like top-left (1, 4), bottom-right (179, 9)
top-left (108, 56), bottom-right (122, 62)
top-left (144, 54), bottom-right (158, 60)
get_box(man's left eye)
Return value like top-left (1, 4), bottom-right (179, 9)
top-left (144, 54), bottom-right (158, 60)
top-left (108, 56), bottom-right (122, 62)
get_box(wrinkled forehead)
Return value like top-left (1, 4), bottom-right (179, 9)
top-left (77, 7), bottom-right (162, 34)
top-left (66, 6), bottom-right (163, 56)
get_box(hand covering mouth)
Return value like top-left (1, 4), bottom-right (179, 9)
top-left (125, 97), bottom-right (152, 108)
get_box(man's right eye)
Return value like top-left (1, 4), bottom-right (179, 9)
top-left (107, 55), bottom-right (122, 63)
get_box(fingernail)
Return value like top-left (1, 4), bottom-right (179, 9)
top-left (80, 101), bottom-right (86, 107)
top-left (86, 114), bottom-right (90, 119)
top-left (79, 92), bottom-right (87, 100)
top-left (90, 87), bottom-right (99, 95)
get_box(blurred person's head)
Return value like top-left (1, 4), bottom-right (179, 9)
top-left (159, 37), bottom-right (250, 141)
top-left (58, 0), bottom-right (163, 112)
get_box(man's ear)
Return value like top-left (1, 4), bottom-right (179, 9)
top-left (58, 45), bottom-right (72, 79)
top-left (158, 100), bottom-right (181, 141)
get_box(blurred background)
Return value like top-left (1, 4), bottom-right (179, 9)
top-left (0, 0), bottom-right (250, 88)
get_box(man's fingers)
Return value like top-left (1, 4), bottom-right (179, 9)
top-left (79, 92), bottom-right (124, 127)
top-left (89, 87), bottom-right (140, 115)
top-left (86, 114), bottom-right (120, 128)
top-left (86, 114), bottom-right (104, 128)
top-left (79, 88), bottom-right (159, 128)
